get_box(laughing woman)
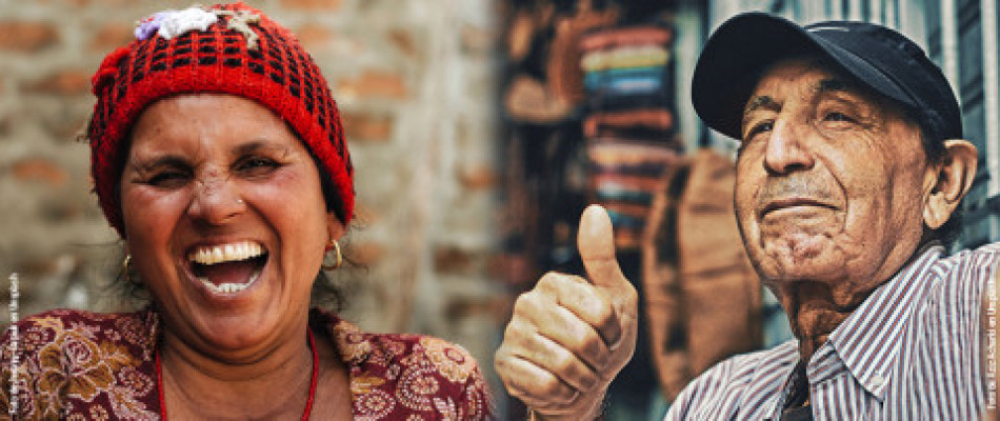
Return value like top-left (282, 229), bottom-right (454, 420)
top-left (0, 3), bottom-right (492, 420)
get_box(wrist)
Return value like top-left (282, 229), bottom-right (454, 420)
top-left (527, 399), bottom-right (605, 421)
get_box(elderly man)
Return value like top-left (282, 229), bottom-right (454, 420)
top-left (495, 12), bottom-right (994, 420)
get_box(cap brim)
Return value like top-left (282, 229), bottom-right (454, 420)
top-left (692, 13), bottom-right (912, 140)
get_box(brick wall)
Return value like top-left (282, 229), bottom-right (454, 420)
top-left (0, 0), bottom-right (501, 390)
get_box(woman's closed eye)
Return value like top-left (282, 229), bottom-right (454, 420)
top-left (146, 168), bottom-right (192, 188)
top-left (235, 156), bottom-right (281, 177)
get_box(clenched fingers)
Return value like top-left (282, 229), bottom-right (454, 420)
top-left (494, 325), bottom-right (594, 408)
top-left (502, 301), bottom-right (603, 388)
top-left (527, 273), bottom-right (616, 368)
top-left (535, 271), bottom-right (622, 349)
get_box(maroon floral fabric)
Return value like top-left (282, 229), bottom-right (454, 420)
top-left (0, 307), bottom-right (494, 420)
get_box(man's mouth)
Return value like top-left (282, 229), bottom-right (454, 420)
top-left (186, 241), bottom-right (268, 295)
top-left (759, 198), bottom-right (837, 217)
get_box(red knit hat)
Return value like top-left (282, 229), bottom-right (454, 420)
top-left (88, 2), bottom-right (354, 237)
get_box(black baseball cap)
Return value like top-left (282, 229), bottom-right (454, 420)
top-left (691, 12), bottom-right (962, 142)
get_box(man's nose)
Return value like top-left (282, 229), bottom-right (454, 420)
top-left (763, 119), bottom-right (815, 175)
top-left (187, 171), bottom-right (245, 224)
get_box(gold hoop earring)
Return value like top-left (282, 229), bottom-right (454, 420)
top-left (121, 254), bottom-right (140, 284)
top-left (322, 239), bottom-right (342, 271)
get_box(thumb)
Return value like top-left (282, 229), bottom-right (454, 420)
top-left (578, 204), bottom-right (629, 294)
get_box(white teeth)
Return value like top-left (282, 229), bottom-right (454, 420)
top-left (187, 241), bottom-right (265, 265)
top-left (197, 266), bottom-right (262, 295)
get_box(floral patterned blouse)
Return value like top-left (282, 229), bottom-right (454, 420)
top-left (0, 307), bottom-right (494, 420)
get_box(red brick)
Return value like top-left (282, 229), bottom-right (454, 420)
top-left (24, 70), bottom-right (91, 96)
top-left (388, 30), bottom-right (417, 57)
top-left (336, 70), bottom-right (408, 99)
top-left (41, 200), bottom-right (84, 221)
top-left (46, 114), bottom-right (89, 141)
top-left (281, 0), bottom-right (342, 10)
top-left (342, 112), bottom-right (394, 141)
top-left (489, 253), bottom-right (536, 287)
top-left (10, 158), bottom-right (69, 186)
top-left (457, 164), bottom-right (495, 190)
top-left (89, 22), bottom-right (134, 51)
top-left (461, 25), bottom-right (493, 55)
top-left (444, 296), bottom-right (507, 320)
top-left (0, 21), bottom-right (58, 52)
top-left (348, 241), bottom-right (385, 266)
top-left (434, 246), bottom-right (474, 274)
top-left (295, 23), bottom-right (334, 49)
top-left (76, 0), bottom-right (144, 6)
top-left (352, 203), bottom-right (381, 224)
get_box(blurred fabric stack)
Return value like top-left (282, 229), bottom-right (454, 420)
top-left (578, 22), bottom-right (683, 250)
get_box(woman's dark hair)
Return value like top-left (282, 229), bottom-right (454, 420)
top-left (306, 151), bottom-right (351, 310)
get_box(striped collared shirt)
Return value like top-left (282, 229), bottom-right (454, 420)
top-left (665, 242), bottom-right (1000, 420)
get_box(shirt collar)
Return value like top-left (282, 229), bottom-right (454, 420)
top-left (763, 341), bottom-right (803, 420)
top-left (819, 243), bottom-right (945, 400)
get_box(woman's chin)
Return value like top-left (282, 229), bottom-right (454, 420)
top-left (185, 309), bottom-right (291, 358)
top-left (164, 266), bottom-right (295, 355)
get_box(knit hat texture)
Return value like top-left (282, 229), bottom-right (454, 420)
top-left (88, 2), bottom-right (354, 237)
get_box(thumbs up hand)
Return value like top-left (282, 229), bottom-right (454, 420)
top-left (495, 205), bottom-right (639, 420)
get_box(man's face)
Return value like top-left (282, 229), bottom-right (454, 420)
top-left (735, 57), bottom-right (935, 305)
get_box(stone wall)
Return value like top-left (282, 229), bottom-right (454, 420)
top-left (0, 0), bottom-right (502, 394)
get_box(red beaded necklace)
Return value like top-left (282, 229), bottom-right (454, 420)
top-left (156, 330), bottom-right (320, 421)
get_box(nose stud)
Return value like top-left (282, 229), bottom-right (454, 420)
top-left (236, 198), bottom-right (244, 205)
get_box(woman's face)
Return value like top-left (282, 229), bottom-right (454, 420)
top-left (119, 93), bottom-right (343, 359)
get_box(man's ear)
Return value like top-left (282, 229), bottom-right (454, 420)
top-left (924, 139), bottom-right (979, 229)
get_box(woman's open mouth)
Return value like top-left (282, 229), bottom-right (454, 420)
top-left (186, 241), bottom-right (268, 295)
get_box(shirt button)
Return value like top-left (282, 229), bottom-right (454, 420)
top-left (871, 373), bottom-right (884, 387)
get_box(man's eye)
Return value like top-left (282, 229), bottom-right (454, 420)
top-left (744, 121), bottom-right (773, 140)
top-left (824, 112), bottom-right (855, 123)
